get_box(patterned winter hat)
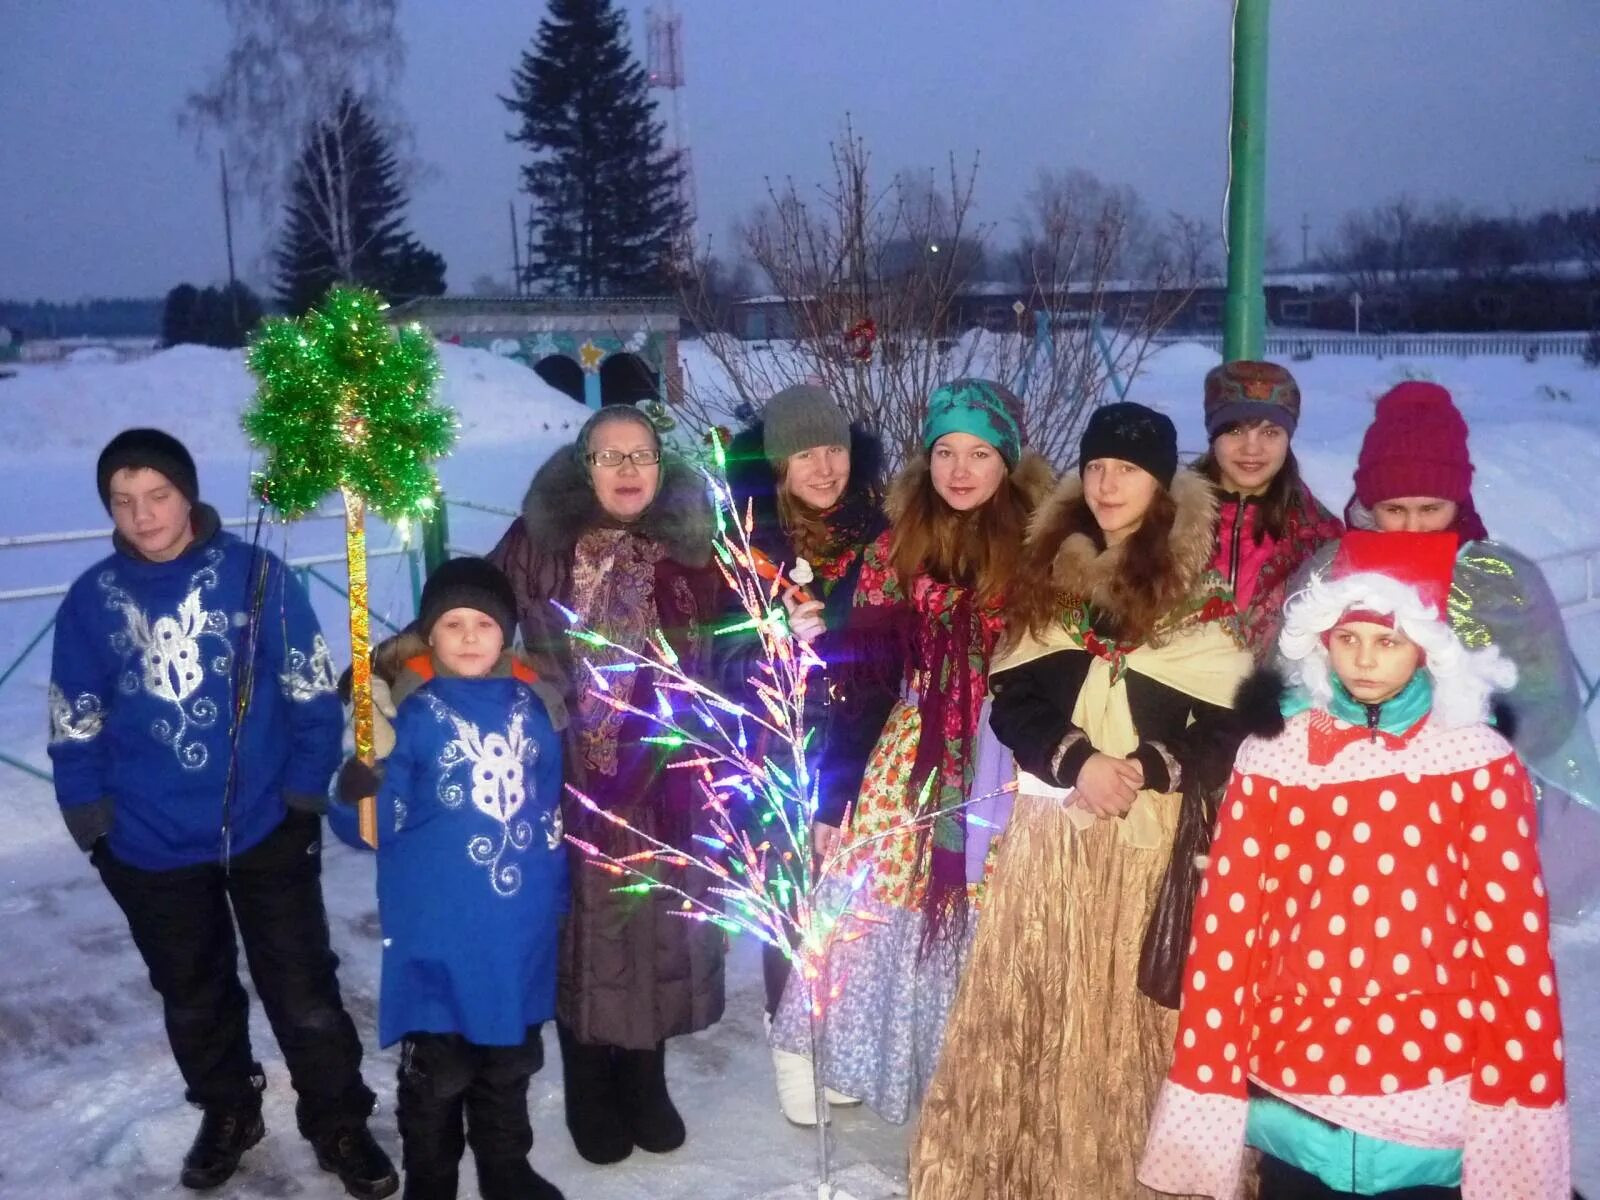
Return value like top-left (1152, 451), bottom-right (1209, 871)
top-left (418, 557), bottom-right (518, 646)
top-left (1077, 401), bottom-right (1179, 488)
top-left (923, 378), bottom-right (1026, 467)
top-left (1279, 531), bottom-right (1515, 728)
top-left (96, 428), bottom-right (199, 509)
top-left (762, 383), bottom-right (851, 466)
top-left (1203, 360), bottom-right (1301, 439)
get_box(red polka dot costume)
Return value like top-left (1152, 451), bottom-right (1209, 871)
top-left (1139, 532), bottom-right (1570, 1199)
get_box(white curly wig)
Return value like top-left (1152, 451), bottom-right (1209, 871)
top-left (1279, 570), bottom-right (1517, 729)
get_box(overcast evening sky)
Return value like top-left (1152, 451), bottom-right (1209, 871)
top-left (3, 1), bottom-right (1597, 302)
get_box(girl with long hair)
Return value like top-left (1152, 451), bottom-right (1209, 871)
top-left (1193, 361), bottom-right (1342, 660)
top-left (768, 379), bottom-right (1053, 1125)
top-left (719, 384), bottom-right (898, 1125)
top-left (912, 402), bottom-right (1253, 1198)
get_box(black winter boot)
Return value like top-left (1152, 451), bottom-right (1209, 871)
top-left (180, 1107), bottom-right (265, 1190)
top-left (555, 1022), bottom-right (632, 1164)
top-left (475, 1157), bottom-right (567, 1200)
top-left (397, 1033), bottom-right (471, 1199)
top-left (617, 1041), bottom-right (685, 1154)
top-left (314, 1124), bottom-right (400, 1199)
top-left (397, 1091), bottom-right (464, 1199)
top-left (400, 1169), bottom-right (458, 1200)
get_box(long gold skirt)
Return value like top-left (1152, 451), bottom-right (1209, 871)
top-left (910, 791), bottom-right (1195, 1200)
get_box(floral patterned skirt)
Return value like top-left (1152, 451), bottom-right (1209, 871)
top-left (769, 699), bottom-right (1004, 1125)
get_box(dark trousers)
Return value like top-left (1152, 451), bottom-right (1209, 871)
top-left (396, 1027), bottom-right (543, 1196)
top-left (761, 832), bottom-right (812, 1018)
top-left (1259, 1156), bottom-right (1462, 1200)
top-left (763, 942), bottom-right (791, 1018)
top-left (95, 809), bottom-right (374, 1138)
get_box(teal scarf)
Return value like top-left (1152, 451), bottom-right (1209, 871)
top-left (1282, 671), bottom-right (1433, 735)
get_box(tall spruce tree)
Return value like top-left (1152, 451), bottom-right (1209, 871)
top-left (275, 92), bottom-right (446, 315)
top-left (503, 0), bottom-right (686, 295)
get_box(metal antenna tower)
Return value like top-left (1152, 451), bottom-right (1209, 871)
top-left (646, 3), bottom-right (696, 249)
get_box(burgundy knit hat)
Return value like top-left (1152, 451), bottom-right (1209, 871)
top-left (1354, 382), bottom-right (1475, 506)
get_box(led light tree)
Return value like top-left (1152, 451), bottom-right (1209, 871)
top-left (557, 435), bottom-right (1007, 1195)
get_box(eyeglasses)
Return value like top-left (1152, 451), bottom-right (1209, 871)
top-left (586, 448), bottom-right (662, 468)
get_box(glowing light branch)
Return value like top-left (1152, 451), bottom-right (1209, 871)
top-left (558, 450), bottom-right (1011, 999)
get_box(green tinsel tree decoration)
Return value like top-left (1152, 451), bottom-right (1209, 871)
top-left (244, 284), bottom-right (455, 520)
top-left (243, 284), bottom-right (456, 846)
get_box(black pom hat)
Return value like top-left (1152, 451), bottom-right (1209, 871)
top-left (1077, 402), bottom-right (1179, 488)
top-left (418, 557), bottom-right (518, 646)
top-left (96, 428), bottom-right (199, 510)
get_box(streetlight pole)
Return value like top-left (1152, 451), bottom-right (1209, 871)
top-left (1224, 0), bottom-right (1271, 362)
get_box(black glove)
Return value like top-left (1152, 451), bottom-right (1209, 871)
top-left (62, 797), bottom-right (114, 853)
top-left (337, 757), bottom-right (384, 805)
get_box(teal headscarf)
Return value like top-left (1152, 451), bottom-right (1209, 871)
top-left (922, 379), bottom-right (1024, 467)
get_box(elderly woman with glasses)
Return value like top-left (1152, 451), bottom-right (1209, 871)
top-left (487, 403), bottom-right (726, 1167)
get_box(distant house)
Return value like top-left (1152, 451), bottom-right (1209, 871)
top-left (730, 262), bottom-right (1600, 342)
top-left (389, 295), bottom-right (682, 409)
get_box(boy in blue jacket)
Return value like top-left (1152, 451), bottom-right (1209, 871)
top-left (330, 557), bottom-right (569, 1200)
top-left (48, 429), bottom-right (395, 1196)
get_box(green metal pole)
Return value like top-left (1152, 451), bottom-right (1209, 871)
top-left (1224, 0), bottom-right (1270, 363)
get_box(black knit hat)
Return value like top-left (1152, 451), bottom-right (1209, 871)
top-left (1078, 402), bottom-right (1179, 488)
top-left (418, 558), bottom-right (518, 645)
top-left (96, 428), bottom-right (199, 509)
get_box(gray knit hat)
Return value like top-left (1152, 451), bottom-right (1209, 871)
top-left (762, 384), bottom-right (851, 466)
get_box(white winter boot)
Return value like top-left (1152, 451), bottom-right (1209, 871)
top-left (773, 1042), bottom-right (824, 1126)
top-left (767, 1015), bottom-right (859, 1125)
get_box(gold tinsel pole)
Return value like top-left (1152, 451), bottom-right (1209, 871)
top-left (243, 287), bottom-right (455, 851)
top-left (342, 486), bottom-right (379, 847)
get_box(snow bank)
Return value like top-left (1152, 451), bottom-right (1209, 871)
top-left (1141, 339), bottom-right (1222, 374)
top-left (0, 342), bottom-right (588, 464)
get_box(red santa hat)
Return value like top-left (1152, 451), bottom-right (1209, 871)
top-left (1280, 531), bottom-right (1516, 727)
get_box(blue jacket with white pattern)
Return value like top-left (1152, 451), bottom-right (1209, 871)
top-left (329, 661), bottom-right (568, 1048)
top-left (48, 507), bottom-right (342, 869)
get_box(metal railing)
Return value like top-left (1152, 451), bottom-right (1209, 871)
top-left (0, 510), bottom-right (423, 783)
top-left (1152, 332), bottom-right (1592, 358)
top-left (441, 497), bottom-right (518, 558)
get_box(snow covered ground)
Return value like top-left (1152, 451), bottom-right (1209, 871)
top-left (0, 339), bottom-right (1596, 1197)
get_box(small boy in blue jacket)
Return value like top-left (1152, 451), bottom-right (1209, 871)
top-left (50, 428), bottom-right (394, 1197)
top-left (330, 557), bottom-right (569, 1200)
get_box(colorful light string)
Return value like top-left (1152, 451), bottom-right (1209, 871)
top-left (556, 435), bottom-right (1013, 1185)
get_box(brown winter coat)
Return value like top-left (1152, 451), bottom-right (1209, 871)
top-left (487, 445), bottom-right (726, 1049)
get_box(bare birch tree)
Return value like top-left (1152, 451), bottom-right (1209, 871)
top-left (181, 0), bottom-right (415, 270)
